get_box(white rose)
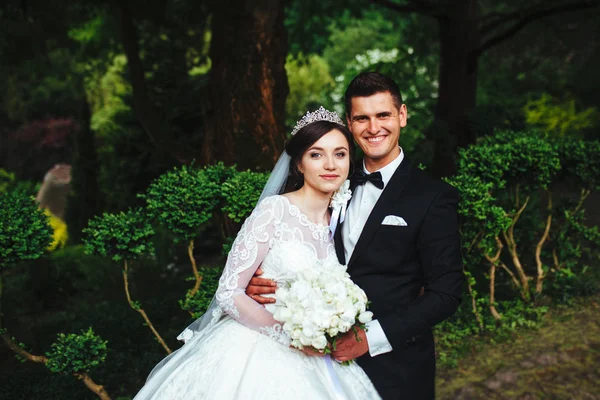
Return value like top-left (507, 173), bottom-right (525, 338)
top-left (311, 335), bottom-right (328, 350)
top-left (311, 311), bottom-right (331, 329)
top-left (291, 309), bottom-right (306, 324)
top-left (329, 264), bottom-right (347, 279)
top-left (329, 315), bottom-right (340, 328)
top-left (302, 322), bottom-right (317, 338)
top-left (299, 334), bottom-right (312, 346)
top-left (339, 322), bottom-right (353, 333)
top-left (358, 311), bottom-right (373, 324)
top-left (276, 287), bottom-right (289, 302)
top-left (358, 302), bottom-right (367, 314)
top-left (327, 327), bottom-right (339, 337)
top-left (299, 268), bottom-right (318, 282)
top-left (341, 301), bottom-right (357, 320)
top-left (275, 307), bottom-right (292, 322)
top-left (283, 321), bottom-right (293, 334)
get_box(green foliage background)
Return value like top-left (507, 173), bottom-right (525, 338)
top-left (1, 0), bottom-right (599, 398)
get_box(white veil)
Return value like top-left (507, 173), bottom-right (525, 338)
top-left (258, 151), bottom-right (292, 202)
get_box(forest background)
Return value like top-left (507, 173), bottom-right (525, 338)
top-left (0, 0), bottom-right (599, 399)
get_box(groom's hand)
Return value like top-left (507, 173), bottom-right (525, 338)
top-left (246, 267), bottom-right (277, 304)
top-left (332, 327), bottom-right (369, 362)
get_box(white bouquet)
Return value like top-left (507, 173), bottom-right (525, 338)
top-left (272, 257), bottom-right (373, 351)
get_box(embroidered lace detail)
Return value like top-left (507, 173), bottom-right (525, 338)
top-left (215, 197), bottom-right (280, 318)
top-left (259, 323), bottom-right (290, 346)
top-left (283, 197), bottom-right (331, 242)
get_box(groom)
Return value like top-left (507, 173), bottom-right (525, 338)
top-left (248, 72), bottom-right (463, 399)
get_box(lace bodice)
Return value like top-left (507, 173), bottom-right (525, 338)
top-left (214, 195), bottom-right (338, 346)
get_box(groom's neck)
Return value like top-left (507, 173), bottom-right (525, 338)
top-left (364, 147), bottom-right (401, 172)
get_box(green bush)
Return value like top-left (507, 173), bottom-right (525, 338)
top-left (82, 208), bottom-right (155, 262)
top-left (142, 164), bottom-right (220, 243)
top-left (544, 138), bottom-right (600, 301)
top-left (45, 328), bottom-right (108, 374)
top-left (202, 162), bottom-right (238, 189)
top-left (445, 173), bottom-right (511, 255)
top-left (0, 190), bottom-right (52, 270)
top-left (221, 171), bottom-right (270, 223)
top-left (448, 132), bottom-right (598, 323)
top-left (460, 130), bottom-right (561, 193)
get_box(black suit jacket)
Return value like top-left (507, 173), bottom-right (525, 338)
top-left (334, 159), bottom-right (463, 400)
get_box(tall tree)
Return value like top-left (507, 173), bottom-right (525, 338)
top-left (371, 0), bottom-right (600, 175)
top-left (202, 0), bottom-right (288, 169)
top-left (117, 0), bottom-right (288, 169)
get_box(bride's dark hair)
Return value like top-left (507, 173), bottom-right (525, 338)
top-left (284, 120), bottom-right (355, 191)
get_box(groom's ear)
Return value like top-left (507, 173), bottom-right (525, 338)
top-left (398, 104), bottom-right (408, 128)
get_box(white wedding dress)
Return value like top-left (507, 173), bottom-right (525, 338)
top-left (134, 195), bottom-right (381, 399)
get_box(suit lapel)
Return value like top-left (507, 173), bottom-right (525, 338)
top-left (348, 158), bottom-right (413, 268)
top-left (334, 179), bottom-right (360, 265)
top-left (333, 212), bottom-right (346, 265)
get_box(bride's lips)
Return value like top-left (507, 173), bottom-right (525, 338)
top-left (320, 174), bottom-right (339, 180)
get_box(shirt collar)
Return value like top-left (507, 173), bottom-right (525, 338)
top-left (362, 147), bottom-right (404, 187)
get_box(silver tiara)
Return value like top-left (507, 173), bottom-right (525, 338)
top-left (291, 106), bottom-right (345, 136)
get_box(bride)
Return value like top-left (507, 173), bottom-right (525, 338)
top-left (134, 108), bottom-right (381, 399)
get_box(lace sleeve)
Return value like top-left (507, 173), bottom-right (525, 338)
top-left (215, 196), bottom-right (290, 346)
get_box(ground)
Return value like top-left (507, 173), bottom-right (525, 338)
top-left (437, 296), bottom-right (600, 399)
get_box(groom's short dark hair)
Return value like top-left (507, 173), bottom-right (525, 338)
top-left (344, 72), bottom-right (403, 115)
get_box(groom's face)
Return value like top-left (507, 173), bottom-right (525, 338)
top-left (347, 91), bottom-right (407, 171)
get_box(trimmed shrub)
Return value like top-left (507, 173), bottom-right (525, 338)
top-left (46, 328), bottom-right (108, 374)
top-left (0, 190), bottom-right (52, 270)
top-left (82, 208), bottom-right (155, 262)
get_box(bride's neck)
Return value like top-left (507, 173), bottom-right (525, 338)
top-left (287, 186), bottom-right (331, 225)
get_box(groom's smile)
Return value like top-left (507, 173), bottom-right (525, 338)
top-left (366, 136), bottom-right (387, 143)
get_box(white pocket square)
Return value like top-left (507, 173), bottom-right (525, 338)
top-left (381, 215), bottom-right (408, 226)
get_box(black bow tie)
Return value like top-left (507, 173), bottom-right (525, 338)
top-left (351, 170), bottom-right (384, 189)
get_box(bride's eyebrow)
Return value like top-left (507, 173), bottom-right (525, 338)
top-left (307, 146), bottom-right (348, 152)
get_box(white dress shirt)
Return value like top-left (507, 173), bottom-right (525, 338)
top-left (342, 148), bottom-right (404, 357)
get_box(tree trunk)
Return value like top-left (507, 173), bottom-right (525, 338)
top-left (65, 84), bottom-right (103, 243)
top-left (432, 0), bottom-right (479, 176)
top-left (202, 0), bottom-right (288, 170)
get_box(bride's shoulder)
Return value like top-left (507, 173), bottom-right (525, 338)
top-left (258, 194), bottom-right (286, 204)
top-left (254, 195), bottom-right (289, 215)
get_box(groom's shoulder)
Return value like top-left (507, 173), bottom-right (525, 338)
top-left (410, 166), bottom-right (458, 197)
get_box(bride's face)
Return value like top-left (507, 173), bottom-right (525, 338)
top-left (298, 129), bottom-right (350, 195)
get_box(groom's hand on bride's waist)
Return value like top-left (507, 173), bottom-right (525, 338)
top-left (332, 327), bottom-right (369, 362)
top-left (246, 267), bottom-right (277, 304)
